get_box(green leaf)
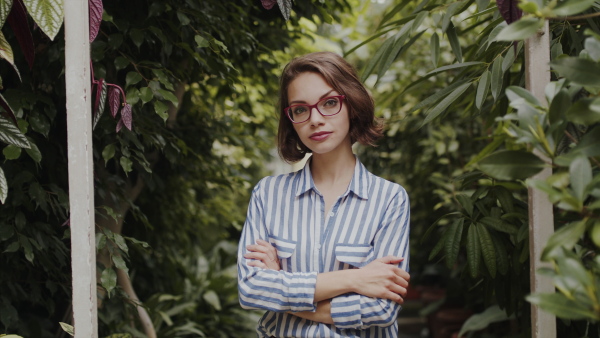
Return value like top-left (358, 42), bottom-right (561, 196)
top-left (458, 305), bottom-right (511, 337)
top-left (129, 28), bottom-right (144, 48)
top-left (478, 150), bottom-right (545, 180)
top-left (195, 35), bottom-right (209, 48)
top-left (490, 235), bottom-right (509, 275)
top-left (426, 62), bottom-right (483, 76)
top-left (444, 218), bottom-right (464, 268)
top-left (157, 89), bottom-right (179, 107)
top-left (447, 23), bottom-right (462, 62)
top-left (154, 101), bottom-right (169, 122)
top-left (203, 290), bottom-right (222, 311)
top-left (113, 233), bottom-right (129, 255)
top-left (551, 57), bottom-right (600, 87)
top-left (476, 224), bottom-right (496, 277)
top-left (501, 46), bottom-right (515, 73)
top-left (584, 36), bottom-right (600, 62)
top-left (102, 144), bottom-right (115, 163)
top-left (479, 216), bottom-right (518, 234)
top-left (25, 141), bottom-right (42, 163)
top-left (0, 118), bottom-right (30, 148)
top-left (490, 56), bottom-right (503, 101)
top-left (59, 322), bottom-right (74, 336)
top-left (549, 89), bottom-right (570, 125)
top-left (100, 267), bottom-right (117, 295)
top-left (541, 220), bottom-right (586, 260)
top-left (505, 86), bottom-right (540, 106)
top-left (572, 126), bottom-right (600, 157)
top-left (4, 240), bottom-right (19, 252)
top-left (456, 194), bottom-right (474, 216)
top-left (552, 0), bottom-right (596, 16)
top-left (442, 1), bottom-right (463, 33)
top-left (22, 0), bottom-right (64, 40)
top-left (465, 135), bottom-right (506, 167)
top-left (120, 156), bottom-right (132, 174)
top-left (467, 224), bottom-right (481, 278)
top-left (0, 166), bottom-right (7, 204)
top-left (476, 71), bottom-right (490, 109)
top-left (125, 72), bottom-right (143, 87)
top-left (565, 98), bottom-right (600, 125)
top-left (0, 0), bottom-right (12, 28)
top-left (0, 30), bottom-right (14, 65)
top-left (430, 33), bottom-right (440, 68)
top-left (494, 186), bottom-right (515, 212)
top-left (526, 293), bottom-right (597, 320)
top-left (422, 82), bottom-right (471, 125)
top-left (112, 255), bottom-right (129, 276)
top-left (495, 18), bottom-right (544, 41)
top-left (3, 145), bottom-right (21, 160)
top-left (569, 156), bottom-right (592, 201)
top-left (139, 87), bottom-right (153, 104)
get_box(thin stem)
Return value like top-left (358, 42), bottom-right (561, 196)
top-left (551, 12), bottom-right (600, 21)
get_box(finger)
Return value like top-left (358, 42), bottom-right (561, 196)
top-left (392, 274), bottom-right (409, 288)
top-left (392, 268), bottom-right (411, 281)
top-left (384, 291), bottom-right (404, 304)
top-left (389, 284), bottom-right (407, 297)
top-left (244, 252), bottom-right (269, 262)
top-left (256, 239), bottom-right (274, 248)
top-left (246, 244), bottom-right (271, 254)
top-left (376, 256), bottom-right (404, 264)
top-left (248, 260), bottom-right (267, 269)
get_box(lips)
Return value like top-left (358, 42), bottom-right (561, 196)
top-left (309, 131), bottom-right (332, 141)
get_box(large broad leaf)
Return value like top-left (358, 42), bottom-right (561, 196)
top-left (88, 0), bottom-right (102, 42)
top-left (0, 30), bottom-right (14, 65)
top-left (541, 220), bottom-right (586, 260)
top-left (467, 224), bottom-right (481, 278)
top-left (552, 0), bottom-right (596, 16)
top-left (7, 0), bottom-right (34, 69)
top-left (0, 166), bottom-right (7, 204)
top-left (276, 0), bottom-right (291, 21)
top-left (551, 57), bottom-right (600, 87)
top-left (497, 0), bottom-right (522, 24)
top-left (0, 0), bottom-right (12, 27)
top-left (526, 293), bottom-right (596, 320)
top-left (444, 218), bottom-right (464, 268)
top-left (495, 17), bottom-right (543, 41)
top-left (0, 92), bottom-right (18, 125)
top-left (100, 267), bottom-right (117, 295)
top-left (0, 117), bottom-right (30, 148)
top-left (477, 224), bottom-right (497, 277)
top-left (479, 216), bottom-right (518, 234)
top-left (478, 150), bottom-right (545, 180)
top-left (569, 155), bottom-right (592, 201)
top-left (22, 0), bottom-right (63, 40)
top-left (458, 305), bottom-right (511, 337)
top-left (565, 97), bottom-right (600, 125)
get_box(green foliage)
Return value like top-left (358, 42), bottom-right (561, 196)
top-left (353, 0), bottom-right (600, 335)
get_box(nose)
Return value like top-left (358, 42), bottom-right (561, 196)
top-left (309, 106), bottom-right (324, 126)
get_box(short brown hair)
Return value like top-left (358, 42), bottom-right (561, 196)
top-left (277, 52), bottom-right (383, 163)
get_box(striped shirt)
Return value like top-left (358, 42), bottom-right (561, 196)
top-left (238, 157), bottom-right (410, 337)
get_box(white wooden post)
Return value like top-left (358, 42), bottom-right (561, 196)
top-left (64, 0), bottom-right (98, 335)
top-left (525, 20), bottom-right (556, 338)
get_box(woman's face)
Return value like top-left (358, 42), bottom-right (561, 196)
top-left (287, 72), bottom-right (351, 157)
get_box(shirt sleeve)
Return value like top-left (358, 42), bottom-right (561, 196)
top-left (237, 179), bottom-right (318, 313)
top-left (330, 187), bottom-right (410, 329)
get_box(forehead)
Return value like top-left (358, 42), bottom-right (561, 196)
top-left (287, 72), bottom-right (336, 102)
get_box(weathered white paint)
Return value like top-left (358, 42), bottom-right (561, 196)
top-left (525, 20), bottom-right (556, 338)
top-left (64, 0), bottom-right (98, 335)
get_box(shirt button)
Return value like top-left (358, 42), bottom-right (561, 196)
top-left (329, 211), bottom-right (334, 217)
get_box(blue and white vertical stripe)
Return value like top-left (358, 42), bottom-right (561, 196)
top-left (238, 157), bottom-right (410, 337)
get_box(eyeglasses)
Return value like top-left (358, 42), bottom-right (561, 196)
top-left (285, 95), bottom-right (346, 124)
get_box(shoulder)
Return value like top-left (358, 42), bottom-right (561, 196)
top-left (367, 171), bottom-right (407, 196)
top-left (252, 170), bottom-right (302, 194)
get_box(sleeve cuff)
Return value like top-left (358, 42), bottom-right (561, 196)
top-left (330, 293), bottom-right (363, 329)
top-left (286, 271), bottom-right (319, 312)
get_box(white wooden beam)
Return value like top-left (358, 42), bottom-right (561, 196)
top-left (524, 20), bottom-right (556, 338)
top-left (64, 0), bottom-right (98, 335)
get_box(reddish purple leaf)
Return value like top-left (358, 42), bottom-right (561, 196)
top-left (261, 0), bottom-right (277, 10)
top-left (121, 103), bottom-right (132, 131)
top-left (108, 86), bottom-right (121, 118)
top-left (0, 92), bottom-right (18, 126)
top-left (116, 119), bottom-right (124, 132)
top-left (7, 0), bottom-right (34, 69)
top-left (93, 78), bottom-right (104, 118)
top-left (89, 0), bottom-right (103, 42)
top-left (497, 0), bottom-right (522, 25)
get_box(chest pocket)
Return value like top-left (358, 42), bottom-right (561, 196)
top-left (268, 235), bottom-right (296, 271)
top-left (335, 243), bottom-right (373, 268)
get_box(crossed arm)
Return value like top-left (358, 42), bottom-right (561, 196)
top-left (244, 239), bottom-right (410, 325)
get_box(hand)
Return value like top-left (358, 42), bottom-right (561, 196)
top-left (354, 256), bottom-right (410, 304)
top-left (244, 239), bottom-right (281, 270)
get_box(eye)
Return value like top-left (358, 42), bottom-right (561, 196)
top-left (292, 106), bottom-right (308, 115)
top-left (323, 98), bottom-right (339, 107)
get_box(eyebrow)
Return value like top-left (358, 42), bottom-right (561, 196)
top-left (289, 89), bottom-right (336, 105)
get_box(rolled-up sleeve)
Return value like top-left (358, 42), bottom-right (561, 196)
top-left (330, 188), bottom-right (410, 329)
top-left (238, 180), bottom-right (318, 313)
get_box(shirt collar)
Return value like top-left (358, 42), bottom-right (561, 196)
top-left (295, 156), bottom-right (370, 200)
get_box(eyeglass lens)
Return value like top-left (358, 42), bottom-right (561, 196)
top-left (287, 96), bottom-right (343, 123)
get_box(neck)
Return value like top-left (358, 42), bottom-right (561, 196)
top-left (310, 145), bottom-right (356, 186)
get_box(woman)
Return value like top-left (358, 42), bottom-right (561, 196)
top-left (237, 52), bottom-right (410, 337)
